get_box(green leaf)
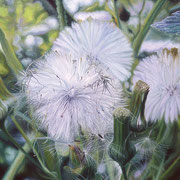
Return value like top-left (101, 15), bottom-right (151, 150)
top-left (152, 10), bottom-right (180, 35)
top-left (0, 51), bottom-right (9, 76)
top-left (0, 77), bottom-right (12, 100)
top-left (0, 28), bottom-right (23, 75)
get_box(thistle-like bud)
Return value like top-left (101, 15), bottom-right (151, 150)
top-left (129, 80), bottom-right (150, 132)
top-left (108, 107), bottom-right (136, 167)
top-left (0, 99), bottom-right (8, 123)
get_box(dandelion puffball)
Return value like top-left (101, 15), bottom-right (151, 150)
top-left (133, 48), bottom-right (180, 123)
top-left (53, 20), bottom-right (133, 81)
top-left (23, 52), bottom-right (123, 143)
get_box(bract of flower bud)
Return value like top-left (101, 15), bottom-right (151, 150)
top-left (133, 48), bottom-right (180, 123)
top-left (129, 80), bottom-right (149, 132)
top-left (108, 107), bottom-right (136, 166)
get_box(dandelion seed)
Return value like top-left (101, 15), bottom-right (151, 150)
top-left (133, 48), bottom-right (180, 122)
top-left (53, 19), bottom-right (133, 81)
top-left (22, 51), bottom-right (123, 143)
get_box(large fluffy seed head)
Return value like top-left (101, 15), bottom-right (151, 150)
top-left (53, 20), bottom-right (133, 81)
top-left (133, 48), bottom-right (180, 123)
top-left (23, 52), bottom-right (123, 143)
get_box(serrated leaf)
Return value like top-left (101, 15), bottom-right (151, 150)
top-left (152, 10), bottom-right (180, 35)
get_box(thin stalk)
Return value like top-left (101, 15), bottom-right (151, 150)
top-left (122, 167), bottom-right (128, 180)
top-left (132, 0), bottom-right (168, 57)
top-left (132, 0), bottom-right (146, 43)
top-left (1, 124), bottom-right (40, 169)
top-left (3, 142), bottom-right (31, 180)
top-left (11, 115), bottom-right (57, 178)
top-left (160, 155), bottom-right (180, 180)
top-left (113, 0), bottom-right (121, 29)
top-left (55, 0), bottom-right (66, 31)
top-left (11, 115), bottom-right (32, 145)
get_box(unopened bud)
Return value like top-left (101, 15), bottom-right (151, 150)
top-left (129, 80), bottom-right (149, 132)
top-left (108, 107), bottom-right (136, 166)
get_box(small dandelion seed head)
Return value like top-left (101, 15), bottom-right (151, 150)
top-left (133, 48), bottom-right (180, 123)
top-left (22, 51), bottom-right (123, 143)
top-left (132, 136), bottom-right (165, 166)
top-left (53, 19), bottom-right (133, 81)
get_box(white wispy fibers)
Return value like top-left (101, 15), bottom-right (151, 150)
top-left (22, 51), bottom-right (123, 143)
top-left (53, 20), bottom-right (133, 81)
top-left (74, 11), bottom-right (112, 21)
top-left (133, 48), bottom-right (180, 123)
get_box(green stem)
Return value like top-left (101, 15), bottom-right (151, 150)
top-left (113, 0), bottom-right (121, 29)
top-left (11, 115), bottom-right (57, 178)
top-left (160, 155), bottom-right (180, 180)
top-left (1, 124), bottom-right (40, 169)
top-left (11, 115), bottom-right (32, 145)
top-left (55, 0), bottom-right (66, 31)
top-left (122, 167), bottom-right (128, 180)
top-left (3, 142), bottom-right (31, 180)
top-left (132, 0), bottom-right (168, 57)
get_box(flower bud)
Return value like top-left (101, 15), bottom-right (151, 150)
top-left (108, 107), bottom-right (136, 166)
top-left (129, 80), bottom-right (149, 132)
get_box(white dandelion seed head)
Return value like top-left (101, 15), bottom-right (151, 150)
top-left (133, 48), bottom-right (180, 123)
top-left (53, 20), bottom-right (133, 81)
top-left (135, 137), bottom-right (159, 160)
top-left (23, 51), bottom-right (123, 143)
top-left (74, 11), bottom-right (112, 21)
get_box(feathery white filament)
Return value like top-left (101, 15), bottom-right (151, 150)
top-left (53, 20), bottom-right (133, 81)
top-left (133, 48), bottom-right (180, 123)
top-left (24, 52), bottom-right (123, 143)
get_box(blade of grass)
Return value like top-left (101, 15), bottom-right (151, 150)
top-left (0, 28), bottom-right (23, 75)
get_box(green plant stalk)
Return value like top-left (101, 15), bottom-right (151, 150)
top-left (0, 28), bottom-right (23, 75)
top-left (160, 155), bottom-right (180, 180)
top-left (122, 167), bottom-right (128, 180)
top-left (132, 0), bottom-right (168, 57)
top-left (11, 115), bottom-right (57, 178)
top-left (0, 123), bottom-right (40, 169)
top-left (3, 142), bottom-right (31, 180)
top-left (113, 0), bottom-right (121, 29)
top-left (11, 115), bottom-right (32, 145)
top-left (55, 0), bottom-right (66, 31)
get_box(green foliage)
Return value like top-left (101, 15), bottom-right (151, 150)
top-left (0, 28), bottom-right (23, 75)
top-left (0, 0), bottom-right (180, 179)
top-left (152, 10), bottom-right (180, 35)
